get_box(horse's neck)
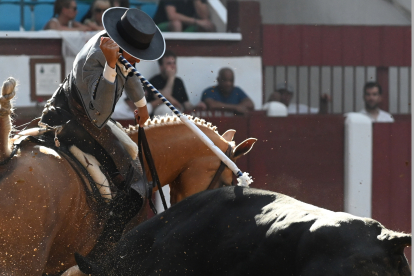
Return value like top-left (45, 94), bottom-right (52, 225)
top-left (134, 123), bottom-right (224, 186)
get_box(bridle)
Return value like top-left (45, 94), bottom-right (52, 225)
top-left (138, 126), bottom-right (234, 213)
top-left (207, 143), bottom-right (234, 190)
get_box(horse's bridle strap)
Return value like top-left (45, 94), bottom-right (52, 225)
top-left (207, 144), bottom-right (233, 190)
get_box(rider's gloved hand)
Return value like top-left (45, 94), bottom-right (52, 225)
top-left (100, 37), bottom-right (119, 69)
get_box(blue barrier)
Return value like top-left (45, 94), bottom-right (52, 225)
top-left (139, 3), bottom-right (157, 18)
top-left (0, 0), bottom-right (157, 31)
top-left (75, 1), bottom-right (90, 22)
top-left (0, 3), bottom-right (21, 30)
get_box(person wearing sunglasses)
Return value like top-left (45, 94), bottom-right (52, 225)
top-left (44, 0), bottom-right (91, 30)
top-left (83, 0), bottom-right (111, 31)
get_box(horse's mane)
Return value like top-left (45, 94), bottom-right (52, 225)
top-left (123, 115), bottom-right (220, 136)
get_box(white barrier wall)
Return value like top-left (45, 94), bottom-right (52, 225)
top-left (0, 56), bottom-right (32, 106)
top-left (0, 55), bottom-right (262, 109)
top-left (344, 112), bottom-right (373, 218)
top-left (136, 56), bottom-right (263, 109)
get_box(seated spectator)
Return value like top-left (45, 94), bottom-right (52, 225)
top-left (201, 68), bottom-right (254, 115)
top-left (266, 83), bottom-right (330, 114)
top-left (44, 0), bottom-right (91, 31)
top-left (110, 0), bottom-right (129, 7)
top-left (359, 81), bottom-right (394, 122)
top-left (146, 50), bottom-right (205, 116)
top-left (152, 0), bottom-right (215, 32)
top-left (82, 0), bottom-right (111, 31)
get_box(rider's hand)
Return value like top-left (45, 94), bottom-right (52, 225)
top-left (134, 106), bottom-right (150, 127)
top-left (100, 37), bottom-right (119, 69)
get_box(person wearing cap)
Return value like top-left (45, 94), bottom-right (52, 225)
top-left (267, 83), bottom-right (330, 114)
top-left (39, 7), bottom-right (165, 245)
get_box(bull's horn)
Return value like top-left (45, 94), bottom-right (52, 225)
top-left (378, 228), bottom-right (411, 251)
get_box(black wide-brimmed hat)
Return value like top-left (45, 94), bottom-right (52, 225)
top-left (102, 7), bottom-right (165, 61)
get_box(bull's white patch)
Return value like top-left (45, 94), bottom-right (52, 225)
top-left (69, 145), bottom-right (112, 201)
top-left (107, 120), bottom-right (138, 159)
top-left (34, 145), bottom-right (61, 159)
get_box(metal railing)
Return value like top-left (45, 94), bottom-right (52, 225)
top-left (264, 65), bottom-right (411, 114)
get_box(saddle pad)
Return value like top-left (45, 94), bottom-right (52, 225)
top-left (69, 145), bottom-right (112, 201)
top-left (107, 120), bottom-right (138, 160)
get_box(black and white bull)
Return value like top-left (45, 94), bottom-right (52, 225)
top-left (65, 186), bottom-right (411, 276)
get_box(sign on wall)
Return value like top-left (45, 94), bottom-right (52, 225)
top-left (30, 58), bottom-right (64, 102)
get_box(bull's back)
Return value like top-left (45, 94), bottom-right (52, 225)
top-left (76, 187), bottom-right (411, 276)
top-left (93, 187), bottom-right (326, 275)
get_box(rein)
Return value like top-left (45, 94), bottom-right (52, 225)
top-left (137, 126), bottom-right (168, 214)
top-left (207, 144), bottom-right (234, 190)
top-left (136, 126), bottom-right (233, 213)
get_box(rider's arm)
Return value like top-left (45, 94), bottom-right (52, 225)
top-left (80, 50), bottom-right (118, 118)
top-left (72, 34), bottom-right (121, 128)
top-left (124, 74), bottom-right (150, 126)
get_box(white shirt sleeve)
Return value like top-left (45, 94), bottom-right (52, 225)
top-left (103, 62), bottom-right (117, 83)
top-left (134, 97), bottom-right (147, 108)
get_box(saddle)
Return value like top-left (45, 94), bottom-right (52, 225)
top-left (38, 73), bottom-right (148, 200)
top-left (7, 123), bottom-right (150, 259)
top-left (9, 121), bottom-right (118, 208)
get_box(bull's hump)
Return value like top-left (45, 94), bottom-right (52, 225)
top-left (253, 192), bottom-right (332, 239)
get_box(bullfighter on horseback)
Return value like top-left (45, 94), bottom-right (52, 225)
top-left (39, 7), bottom-right (165, 244)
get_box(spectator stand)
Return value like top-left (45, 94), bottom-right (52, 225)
top-left (0, 0), bottom-right (157, 31)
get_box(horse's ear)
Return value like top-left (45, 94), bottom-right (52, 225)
top-left (233, 138), bottom-right (257, 159)
top-left (222, 129), bottom-right (236, 142)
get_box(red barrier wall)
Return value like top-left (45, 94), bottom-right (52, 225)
top-left (203, 113), bottom-right (345, 211)
top-left (372, 119), bottom-right (411, 261)
top-left (262, 25), bottom-right (411, 66)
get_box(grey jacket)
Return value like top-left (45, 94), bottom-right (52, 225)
top-left (72, 30), bottom-right (145, 129)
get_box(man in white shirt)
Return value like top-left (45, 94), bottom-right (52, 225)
top-left (359, 82), bottom-right (394, 123)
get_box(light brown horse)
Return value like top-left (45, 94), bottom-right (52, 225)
top-left (0, 78), bottom-right (257, 276)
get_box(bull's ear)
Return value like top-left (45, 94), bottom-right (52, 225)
top-left (222, 129), bottom-right (236, 141)
top-left (233, 138), bottom-right (257, 159)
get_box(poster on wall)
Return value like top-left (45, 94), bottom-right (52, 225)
top-left (30, 58), bottom-right (64, 102)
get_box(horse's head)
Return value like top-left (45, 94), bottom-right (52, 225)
top-left (217, 129), bottom-right (257, 187)
top-left (125, 116), bottom-right (257, 205)
top-left (169, 127), bottom-right (257, 205)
